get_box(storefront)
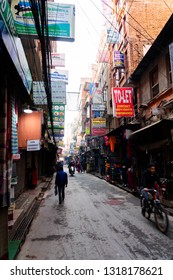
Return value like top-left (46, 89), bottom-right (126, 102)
top-left (129, 119), bottom-right (173, 195)
top-left (0, 1), bottom-right (32, 259)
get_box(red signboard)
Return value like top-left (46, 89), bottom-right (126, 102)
top-left (92, 128), bottom-right (107, 136)
top-left (112, 87), bottom-right (135, 117)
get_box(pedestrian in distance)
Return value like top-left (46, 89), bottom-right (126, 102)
top-left (55, 166), bottom-right (68, 204)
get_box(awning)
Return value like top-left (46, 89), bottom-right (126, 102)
top-left (106, 123), bottom-right (140, 136)
top-left (129, 119), bottom-right (173, 145)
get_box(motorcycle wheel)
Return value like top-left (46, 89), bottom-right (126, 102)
top-left (154, 205), bottom-right (169, 234)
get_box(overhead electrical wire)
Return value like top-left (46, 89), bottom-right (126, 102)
top-left (89, 0), bottom-right (173, 87)
top-left (29, 0), bottom-right (55, 145)
top-left (89, 0), bottom-right (145, 85)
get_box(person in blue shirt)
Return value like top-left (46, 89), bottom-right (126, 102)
top-left (55, 166), bottom-right (68, 204)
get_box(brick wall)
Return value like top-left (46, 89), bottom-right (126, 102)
top-left (126, 0), bottom-right (173, 75)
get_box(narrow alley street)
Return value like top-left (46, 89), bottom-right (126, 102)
top-left (16, 167), bottom-right (173, 260)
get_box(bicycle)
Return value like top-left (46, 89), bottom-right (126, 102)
top-left (140, 188), bottom-right (169, 234)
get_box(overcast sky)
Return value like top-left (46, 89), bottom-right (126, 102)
top-left (54, 0), bottom-right (104, 124)
top-left (55, 0), bottom-right (103, 89)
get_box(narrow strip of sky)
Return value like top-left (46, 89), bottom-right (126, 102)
top-left (54, 0), bottom-right (104, 92)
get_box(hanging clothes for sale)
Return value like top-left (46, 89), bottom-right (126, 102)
top-left (109, 136), bottom-right (116, 152)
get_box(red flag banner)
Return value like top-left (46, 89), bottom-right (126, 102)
top-left (112, 87), bottom-right (135, 117)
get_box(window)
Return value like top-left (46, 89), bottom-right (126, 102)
top-left (166, 53), bottom-right (172, 85)
top-left (150, 66), bottom-right (159, 97)
top-left (123, 15), bottom-right (127, 36)
top-left (124, 50), bottom-right (128, 73)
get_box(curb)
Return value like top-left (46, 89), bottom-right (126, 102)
top-left (8, 177), bottom-right (53, 259)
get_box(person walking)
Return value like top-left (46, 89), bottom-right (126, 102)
top-left (55, 166), bottom-right (68, 204)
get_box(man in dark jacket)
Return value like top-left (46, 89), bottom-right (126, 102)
top-left (141, 164), bottom-right (160, 215)
top-left (55, 166), bottom-right (68, 204)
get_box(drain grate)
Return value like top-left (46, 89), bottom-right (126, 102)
top-left (9, 200), bottom-right (40, 241)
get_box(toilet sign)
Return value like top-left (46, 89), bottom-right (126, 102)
top-left (27, 140), bottom-right (40, 151)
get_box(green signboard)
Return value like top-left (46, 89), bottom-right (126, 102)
top-left (11, 1), bottom-right (75, 41)
top-left (0, 0), bottom-right (17, 35)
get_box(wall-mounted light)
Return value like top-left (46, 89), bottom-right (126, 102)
top-left (23, 106), bottom-right (32, 114)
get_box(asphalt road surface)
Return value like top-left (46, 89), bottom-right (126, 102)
top-left (16, 167), bottom-right (173, 260)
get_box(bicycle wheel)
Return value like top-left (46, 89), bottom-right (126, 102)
top-left (140, 196), bottom-right (151, 219)
top-left (154, 205), bottom-right (169, 234)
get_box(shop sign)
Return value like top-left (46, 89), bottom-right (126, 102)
top-left (48, 121), bottom-right (64, 129)
top-left (92, 128), bottom-right (107, 136)
top-left (33, 81), bottom-right (66, 105)
top-left (114, 51), bottom-right (124, 68)
top-left (0, 1), bottom-right (32, 94)
top-left (85, 125), bottom-right (90, 135)
top-left (11, 1), bottom-right (75, 42)
top-left (0, 0), bottom-right (17, 36)
top-left (50, 69), bottom-right (68, 84)
top-left (92, 118), bottom-right (106, 128)
top-left (51, 53), bottom-right (65, 67)
top-left (112, 87), bottom-right (135, 118)
top-left (11, 177), bottom-right (17, 185)
top-left (93, 111), bottom-right (101, 118)
top-left (48, 104), bottom-right (65, 126)
top-left (27, 140), bottom-right (40, 151)
top-left (107, 29), bottom-right (119, 44)
top-left (12, 154), bottom-right (20, 160)
top-left (92, 88), bottom-right (103, 104)
top-left (92, 104), bottom-right (105, 111)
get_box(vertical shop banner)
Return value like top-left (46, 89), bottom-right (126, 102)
top-left (114, 51), bottom-right (124, 68)
top-left (48, 104), bottom-right (65, 129)
top-left (112, 87), bottom-right (135, 118)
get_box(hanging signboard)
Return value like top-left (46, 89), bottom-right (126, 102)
top-left (0, 0), bottom-right (17, 36)
top-left (92, 88), bottom-right (103, 104)
top-left (11, 1), bottom-right (75, 42)
top-left (0, 1), bottom-right (32, 94)
top-left (114, 51), bottom-right (125, 68)
top-left (51, 53), bottom-right (65, 67)
top-left (33, 81), bottom-right (66, 105)
top-left (92, 118), bottom-right (106, 128)
top-left (50, 69), bottom-right (68, 84)
top-left (48, 104), bottom-right (65, 129)
top-left (92, 128), bottom-right (107, 136)
top-left (112, 87), bottom-right (135, 118)
top-left (107, 29), bottom-right (119, 44)
top-left (92, 104), bottom-right (105, 111)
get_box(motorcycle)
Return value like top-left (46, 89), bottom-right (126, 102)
top-left (140, 188), bottom-right (169, 234)
top-left (69, 165), bottom-right (75, 176)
